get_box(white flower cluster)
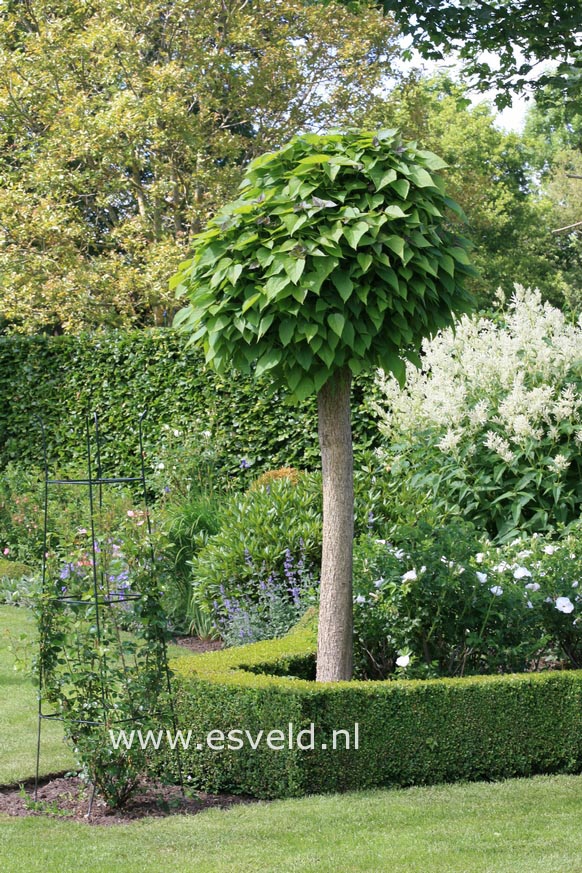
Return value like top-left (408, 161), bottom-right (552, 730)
top-left (374, 287), bottom-right (582, 467)
top-left (483, 542), bottom-right (581, 616)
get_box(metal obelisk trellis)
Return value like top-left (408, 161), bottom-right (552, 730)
top-left (35, 411), bottom-right (183, 813)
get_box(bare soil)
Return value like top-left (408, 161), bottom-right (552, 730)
top-left (172, 635), bottom-right (223, 654)
top-left (0, 775), bottom-right (255, 825)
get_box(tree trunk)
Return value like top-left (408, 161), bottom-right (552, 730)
top-left (316, 366), bottom-right (354, 682)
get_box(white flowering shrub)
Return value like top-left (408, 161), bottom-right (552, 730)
top-left (477, 527), bottom-right (582, 669)
top-left (374, 287), bottom-right (582, 540)
top-left (352, 519), bottom-right (582, 680)
top-left (352, 518), bottom-right (539, 679)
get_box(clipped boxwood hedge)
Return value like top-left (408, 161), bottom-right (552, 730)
top-left (0, 330), bottom-right (380, 478)
top-left (167, 617), bottom-right (582, 799)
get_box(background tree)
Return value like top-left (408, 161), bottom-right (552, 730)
top-left (368, 0), bottom-right (582, 112)
top-left (365, 77), bottom-right (574, 310)
top-left (525, 91), bottom-right (582, 314)
top-left (172, 129), bottom-right (474, 680)
top-left (0, 0), bottom-right (397, 333)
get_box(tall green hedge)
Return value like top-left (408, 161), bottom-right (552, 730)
top-left (164, 620), bottom-right (582, 799)
top-left (0, 330), bottom-right (381, 478)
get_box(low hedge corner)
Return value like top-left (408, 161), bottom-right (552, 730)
top-left (165, 617), bottom-right (582, 799)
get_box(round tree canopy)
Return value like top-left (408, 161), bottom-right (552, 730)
top-left (172, 129), bottom-right (475, 400)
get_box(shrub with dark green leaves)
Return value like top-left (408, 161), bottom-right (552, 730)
top-left (192, 474), bottom-right (323, 618)
top-left (0, 330), bottom-right (381, 481)
top-left (190, 466), bottom-right (393, 634)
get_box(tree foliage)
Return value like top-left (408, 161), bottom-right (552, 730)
top-left (172, 128), bottom-right (475, 399)
top-left (365, 78), bottom-right (576, 310)
top-left (370, 0), bottom-right (582, 111)
top-left (0, 0), bottom-right (397, 333)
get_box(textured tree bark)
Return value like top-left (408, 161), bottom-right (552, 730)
top-left (316, 366), bottom-right (354, 682)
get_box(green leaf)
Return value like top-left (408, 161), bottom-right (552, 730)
top-left (313, 256), bottom-right (338, 283)
top-left (293, 376), bottom-right (315, 401)
top-left (369, 167), bottom-right (397, 190)
top-left (450, 246), bottom-right (472, 266)
top-left (408, 167), bottom-right (435, 188)
top-left (328, 313), bottom-right (345, 337)
top-left (378, 349), bottom-right (406, 386)
top-left (343, 319), bottom-right (355, 349)
top-left (331, 270), bottom-right (354, 302)
top-left (357, 252), bottom-right (373, 273)
top-left (241, 293), bottom-right (261, 313)
top-left (255, 348), bottom-right (281, 376)
top-left (284, 258), bottom-right (306, 284)
top-left (318, 344), bottom-right (336, 368)
top-left (389, 178), bottom-right (410, 199)
top-left (258, 314), bottom-right (274, 338)
top-left (264, 275), bottom-right (291, 298)
top-left (384, 204), bottom-right (408, 220)
top-left (344, 221), bottom-right (369, 249)
top-left (384, 235), bottom-right (405, 260)
top-left (294, 345), bottom-right (314, 370)
top-left (280, 212), bottom-right (307, 235)
top-left (227, 263), bottom-right (243, 285)
top-left (417, 149), bottom-right (449, 171)
top-left (297, 153), bottom-right (332, 165)
top-left (440, 254), bottom-right (455, 276)
top-left (313, 368), bottom-right (331, 392)
top-left (279, 320), bottom-right (295, 346)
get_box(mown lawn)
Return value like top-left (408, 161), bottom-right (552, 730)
top-left (2, 604), bottom-right (582, 872)
top-left (2, 775), bottom-right (582, 872)
top-left (0, 605), bottom-right (75, 783)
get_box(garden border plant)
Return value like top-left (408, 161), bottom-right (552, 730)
top-left (164, 616), bottom-right (582, 799)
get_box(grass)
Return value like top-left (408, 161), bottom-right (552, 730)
top-left (2, 775), bottom-right (582, 872)
top-left (0, 605), bottom-right (75, 783)
top-left (3, 603), bottom-right (582, 872)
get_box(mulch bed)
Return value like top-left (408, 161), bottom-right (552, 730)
top-left (0, 775), bottom-right (256, 825)
top-left (173, 636), bottom-right (223, 654)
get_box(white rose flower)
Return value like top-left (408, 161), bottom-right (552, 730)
top-left (543, 545), bottom-right (557, 555)
top-left (556, 597), bottom-right (575, 614)
top-left (395, 654), bottom-right (410, 668)
top-left (513, 566), bottom-right (531, 580)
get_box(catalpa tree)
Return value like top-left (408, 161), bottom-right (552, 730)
top-left (172, 129), bottom-right (474, 681)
